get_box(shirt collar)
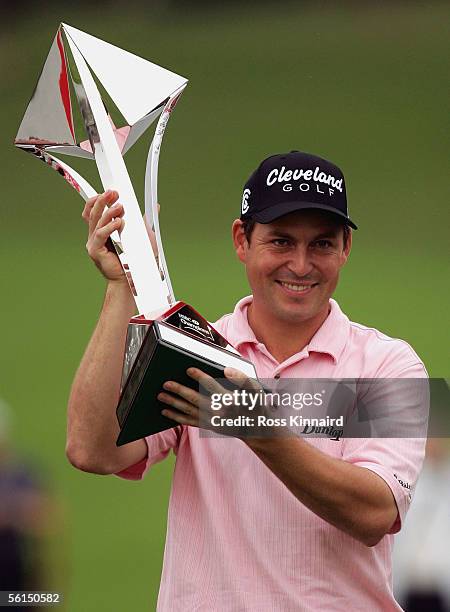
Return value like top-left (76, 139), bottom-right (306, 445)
top-left (307, 298), bottom-right (349, 363)
top-left (226, 295), bottom-right (349, 365)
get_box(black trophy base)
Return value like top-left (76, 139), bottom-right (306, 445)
top-left (116, 318), bottom-right (256, 446)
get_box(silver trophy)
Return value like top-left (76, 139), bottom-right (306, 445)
top-left (15, 24), bottom-right (256, 445)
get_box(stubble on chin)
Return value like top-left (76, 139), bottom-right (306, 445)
top-left (271, 288), bottom-right (332, 325)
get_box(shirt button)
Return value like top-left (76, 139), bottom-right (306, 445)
top-left (274, 373), bottom-right (280, 379)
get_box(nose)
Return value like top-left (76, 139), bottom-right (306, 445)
top-left (286, 245), bottom-right (314, 278)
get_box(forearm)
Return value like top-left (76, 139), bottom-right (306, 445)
top-left (66, 281), bottom-right (136, 470)
top-left (245, 437), bottom-right (397, 546)
top-left (156, 365), bottom-right (398, 545)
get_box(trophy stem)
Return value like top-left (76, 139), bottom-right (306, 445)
top-left (63, 27), bottom-right (170, 315)
top-left (145, 87), bottom-right (187, 307)
top-left (145, 141), bottom-right (175, 304)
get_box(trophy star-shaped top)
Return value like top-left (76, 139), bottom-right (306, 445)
top-left (15, 23), bottom-right (188, 153)
top-left (14, 23), bottom-right (187, 316)
top-left (61, 23), bottom-right (188, 126)
top-left (15, 28), bottom-right (76, 148)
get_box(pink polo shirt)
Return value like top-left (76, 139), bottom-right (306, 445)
top-left (117, 297), bottom-right (427, 611)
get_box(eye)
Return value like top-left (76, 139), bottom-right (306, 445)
top-left (271, 238), bottom-right (290, 247)
top-left (312, 239), bottom-right (333, 249)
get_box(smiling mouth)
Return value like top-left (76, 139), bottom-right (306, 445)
top-left (276, 281), bottom-right (318, 293)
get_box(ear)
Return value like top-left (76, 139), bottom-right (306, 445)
top-left (232, 219), bottom-right (248, 264)
top-left (340, 229), bottom-right (352, 267)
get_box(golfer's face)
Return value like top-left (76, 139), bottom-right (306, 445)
top-left (243, 210), bottom-right (351, 324)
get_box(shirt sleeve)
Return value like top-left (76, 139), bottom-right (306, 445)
top-left (342, 357), bottom-right (429, 533)
top-left (342, 437), bottom-right (425, 533)
top-left (115, 426), bottom-right (183, 481)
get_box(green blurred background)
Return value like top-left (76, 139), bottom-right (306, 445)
top-left (1, 2), bottom-right (449, 610)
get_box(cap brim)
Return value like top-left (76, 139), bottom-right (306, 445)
top-left (251, 201), bottom-right (358, 230)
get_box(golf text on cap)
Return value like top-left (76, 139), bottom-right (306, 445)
top-left (266, 165), bottom-right (343, 194)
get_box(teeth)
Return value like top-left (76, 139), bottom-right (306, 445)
top-left (280, 282), bottom-right (313, 292)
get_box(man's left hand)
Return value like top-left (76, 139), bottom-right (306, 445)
top-left (158, 367), bottom-right (262, 434)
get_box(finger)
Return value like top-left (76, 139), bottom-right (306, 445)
top-left (105, 215), bottom-right (125, 253)
top-left (88, 218), bottom-right (124, 252)
top-left (88, 192), bottom-right (109, 235)
top-left (81, 195), bottom-right (99, 223)
top-left (96, 202), bottom-right (124, 230)
top-left (224, 367), bottom-right (261, 392)
top-left (144, 213), bottom-right (154, 236)
top-left (157, 392), bottom-right (197, 417)
top-left (160, 407), bottom-right (196, 427)
top-left (88, 190), bottom-right (118, 236)
top-left (162, 380), bottom-right (203, 407)
top-left (186, 367), bottom-right (226, 396)
top-left (143, 214), bottom-right (157, 256)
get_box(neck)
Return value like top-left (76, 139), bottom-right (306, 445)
top-left (247, 299), bottom-right (330, 363)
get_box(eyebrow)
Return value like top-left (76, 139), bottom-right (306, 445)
top-left (266, 228), bottom-right (340, 240)
top-left (266, 230), bottom-right (295, 239)
top-left (312, 231), bottom-right (340, 240)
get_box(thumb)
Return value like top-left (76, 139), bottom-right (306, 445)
top-left (224, 367), bottom-right (260, 392)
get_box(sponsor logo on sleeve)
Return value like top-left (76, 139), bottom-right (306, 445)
top-left (394, 474), bottom-right (412, 491)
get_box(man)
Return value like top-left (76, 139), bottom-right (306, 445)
top-left (67, 151), bottom-right (427, 611)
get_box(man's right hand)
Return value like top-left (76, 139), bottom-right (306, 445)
top-left (83, 190), bottom-right (160, 284)
top-left (83, 190), bottom-right (126, 283)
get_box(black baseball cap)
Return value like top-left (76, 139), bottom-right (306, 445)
top-left (240, 151), bottom-right (357, 229)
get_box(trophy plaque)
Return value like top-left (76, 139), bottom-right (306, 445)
top-left (15, 24), bottom-right (256, 446)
